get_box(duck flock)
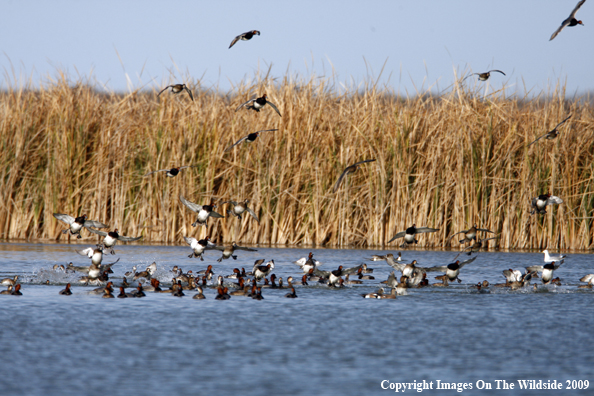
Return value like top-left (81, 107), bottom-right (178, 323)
top-left (2, 1), bottom-right (592, 299)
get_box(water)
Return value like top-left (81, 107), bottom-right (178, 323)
top-left (0, 242), bottom-right (593, 395)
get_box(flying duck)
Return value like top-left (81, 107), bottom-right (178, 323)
top-left (53, 213), bottom-right (108, 239)
top-left (179, 195), bottom-right (224, 227)
top-left (229, 30), bottom-right (260, 49)
top-left (388, 224), bottom-right (439, 247)
top-left (550, 0), bottom-right (586, 41)
top-left (223, 129), bottom-right (278, 152)
top-left (527, 115), bottom-right (572, 146)
top-left (332, 159), bottom-right (376, 193)
top-left (157, 84), bottom-right (194, 101)
top-left (86, 228), bottom-right (142, 254)
top-left (236, 94), bottom-right (282, 117)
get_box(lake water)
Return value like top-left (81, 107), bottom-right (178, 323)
top-left (0, 242), bottom-right (592, 395)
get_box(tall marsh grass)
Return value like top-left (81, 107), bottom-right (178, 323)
top-left (1, 73), bottom-right (593, 250)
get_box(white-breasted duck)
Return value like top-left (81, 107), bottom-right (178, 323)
top-left (253, 259), bottom-right (275, 281)
top-left (531, 193), bottom-right (563, 215)
top-left (157, 84), bottom-right (193, 101)
top-left (236, 93), bottom-right (282, 117)
top-left (1, 275), bottom-right (18, 287)
top-left (424, 256), bottom-right (478, 283)
top-left (86, 228), bottom-right (142, 254)
top-left (183, 236), bottom-right (218, 260)
top-left (332, 159), bottom-right (376, 193)
top-left (221, 200), bottom-right (260, 223)
top-left (527, 115), bottom-right (572, 146)
top-left (526, 261), bottom-right (563, 284)
top-left (179, 195), bottom-right (224, 227)
top-left (550, 0), bottom-right (586, 41)
top-left (313, 264), bottom-right (362, 287)
top-left (224, 129), bottom-right (278, 152)
top-left (229, 30), bottom-right (260, 48)
top-left (388, 224), bottom-right (439, 248)
top-left (446, 224), bottom-right (495, 245)
top-left (293, 252), bottom-right (323, 274)
top-left (144, 165), bottom-right (197, 177)
top-left (53, 213), bottom-right (108, 239)
top-left (77, 245), bottom-right (105, 266)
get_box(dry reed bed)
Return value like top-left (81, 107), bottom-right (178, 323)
top-left (1, 75), bottom-right (593, 250)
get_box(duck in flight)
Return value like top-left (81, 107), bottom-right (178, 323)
top-left (157, 84), bottom-right (194, 101)
top-left (550, 0), bottom-right (586, 41)
top-left (224, 129), bottom-right (278, 152)
top-left (388, 224), bottom-right (439, 248)
top-left (229, 30), bottom-right (260, 49)
top-left (236, 94), bottom-right (282, 117)
top-left (527, 115), bottom-right (572, 146)
top-left (332, 159), bottom-right (376, 193)
top-left (144, 165), bottom-right (197, 177)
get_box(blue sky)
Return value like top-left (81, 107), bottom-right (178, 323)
top-left (1, 0), bottom-right (591, 95)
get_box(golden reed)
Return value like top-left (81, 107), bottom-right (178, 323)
top-left (1, 74), bottom-right (593, 250)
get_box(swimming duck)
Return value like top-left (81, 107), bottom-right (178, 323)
top-left (550, 0), bottom-right (586, 41)
top-left (59, 283), bottom-right (73, 295)
top-left (284, 287), bottom-right (298, 298)
top-left (157, 84), bottom-right (193, 101)
top-left (179, 195), bottom-right (224, 227)
top-left (0, 285), bottom-right (13, 295)
top-left (332, 159), bottom-right (376, 193)
top-left (361, 289), bottom-right (382, 299)
top-left (193, 286), bottom-right (206, 299)
top-left (526, 261), bottom-right (563, 284)
top-left (102, 284), bottom-right (114, 298)
top-left (197, 265), bottom-right (215, 277)
top-left (117, 286), bottom-right (131, 298)
top-left (424, 256), bottom-right (478, 283)
top-left (144, 165), bottom-right (197, 178)
top-left (446, 224), bottom-right (495, 245)
top-left (86, 228), bottom-right (142, 254)
top-left (53, 213), bottom-right (108, 239)
top-left (236, 93), bottom-right (282, 117)
top-left (381, 287), bottom-right (397, 299)
top-left (531, 194), bottom-right (563, 215)
top-left (229, 30), bottom-right (260, 48)
top-left (432, 276), bottom-right (449, 287)
top-left (466, 70), bottom-right (506, 82)
top-left (253, 259), bottom-right (275, 281)
top-left (369, 252), bottom-right (405, 263)
top-left (10, 284), bottom-right (22, 295)
top-left (542, 250), bottom-right (567, 263)
top-left (578, 274), bottom-right (594, 289)
top-left (361, 263), bottom-right (374, 274)
top-left (183, 236), bottom-right (218, 260)
top-left (294, 252), bottom-right (323, 273)
top-left (252, 287), bottom-right (264, 300)
top-left (0, 275), bottom-right (18, 287)
top-left (344, 274), bottom-right (362, 285)
top-left (388, 224), bottom-right (439, 247)
top-left (172, 285), bottom-right (185, 297)
top-left (130, 282), bottom-right (146, 298)
top-left (221, 200), bottom-right (260, 223)
top-left (527, 115), bottom-right (572, 146)
top-left (356, 267), bottom-right (375, 280)
top-left (224, 129), bottom-right (278, 152)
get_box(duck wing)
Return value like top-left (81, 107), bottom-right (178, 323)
top-left (86, 228), bottom-right (108, 237)
top-left (183, 236), bottom-right (198, 246)
top-left (527, 133), bottom-right (549, 147)
top-left (457, 256), bottom-right (478, 269)
top-left (77, 247), bottom-right (95, 258)
top-left (414, 227), bottom-right (439, 234)
top-left (53, 213), bottom-right (75, 225)
top-left (157, 85), bottom-right (173, 96)
top-left (446, 230), bottom-right (466, 244)
top-left (184, 86), bottom-right (194, 101)
top-left (117, 235), bottom-right (142, 242)
top-left (526, 265), bottom-right (544, 273)
top-left (235, 98), bottom-right (255, 112)
top-left (553, 114), bottom-right (572, 130)
top-left (488, 70), bottom-right (506, 76)
top-left (246, 207), bottom-right (260, 223)
top-left (341, 264), bottom-right (363, 275)
top-left (83, 220), bottom-right (108, 229)
top-left (224, 136), bottom-right (249, 152)
top-left (209, 210), bottom-right (225, 219)
top-left (144, 169), bottom-right (169, 177)
top-left (332, 168), bottom-right (350, 193)
top-left (229, 34), bottom-right (241, 49)
top-left (266, 101), bottom-right (282, 117)
top-left (179, 195), bottom-right (203, 213)
top-left (387, 230), bottom-right (406, 243)
top-left (545, 195), bottom-right (564, 205)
